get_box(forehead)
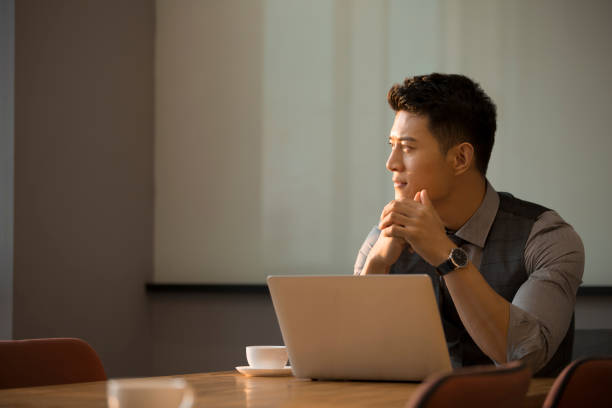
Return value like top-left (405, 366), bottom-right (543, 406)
top-left (389, 111), bottom-right (435, 143)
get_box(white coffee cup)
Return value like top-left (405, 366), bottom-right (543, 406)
top-left (107, 378), bottom-right (194, 408)
top-left (246, 345), bottom-right (288, 369)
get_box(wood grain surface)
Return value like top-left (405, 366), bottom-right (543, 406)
top-left (0, 371), bottom-right (555, 408)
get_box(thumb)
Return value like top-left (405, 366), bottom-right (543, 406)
top-left (413, 191), bottom-right (421, 202)
top-left (420, 189), bottom-right (433, 207)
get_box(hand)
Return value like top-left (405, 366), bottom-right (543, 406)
top-left (379, 190), bottom-right (455, 267)
top-left (360, 192), bottom-right (420, 275)
top-left (361, 234), bottom-right (406, 275)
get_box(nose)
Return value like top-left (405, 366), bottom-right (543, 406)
top-left (386, 145), bottom-right (404, 173)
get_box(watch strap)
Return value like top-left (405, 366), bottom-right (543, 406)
top-left (436, 247), bottom-right (468, 276)
top-left (436, 258), bottom-right (456, 276)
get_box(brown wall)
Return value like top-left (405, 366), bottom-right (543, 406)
top-left (10, 0), bottom-right (612, 379)
top-left (149, 291), bottom-right (283, 376)
top-left (0, 0), bottom-right (14, 340)
top-left (11, 0), bottom-right (282, 377)
top-left (14, 0), bottom-right (154, 376)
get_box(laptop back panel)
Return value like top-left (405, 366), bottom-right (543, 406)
top-left (267, 275), bottom-right (452, 381)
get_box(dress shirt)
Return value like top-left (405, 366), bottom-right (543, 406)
top-left (353, 181), bottom-right (584, 372)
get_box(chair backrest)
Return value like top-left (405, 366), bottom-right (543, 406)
top-left (543, 356), bottom-right (612, 408)
top-left (405, 361), bottom-right (531, 408)
top-left (0, 338), bottom-right (107, 389)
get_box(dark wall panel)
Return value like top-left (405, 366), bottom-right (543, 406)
top-left (0, 0), bottom-right (15, 340)
top-left (14, 0), bottom-right (154, 377)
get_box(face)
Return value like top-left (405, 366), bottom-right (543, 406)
top-left (387, 111), bottom-right (455, 201)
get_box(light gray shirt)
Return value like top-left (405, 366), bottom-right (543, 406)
top-left (354, 181), bottom-right (584, 372)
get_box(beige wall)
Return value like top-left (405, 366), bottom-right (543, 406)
top-left (153, 0), bottom-right (392, 284)
top-left (154, 0), bottom-right (612, 286)
top-left (14, 0), bottom-right (154, 376)
top-left (154, 0), bottom-right (266, 284)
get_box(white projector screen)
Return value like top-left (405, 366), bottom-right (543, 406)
top-left (154, 0), bottom-right (612, 286)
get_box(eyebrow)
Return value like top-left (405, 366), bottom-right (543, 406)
top-left (389, 136), bottom-right (418, 143)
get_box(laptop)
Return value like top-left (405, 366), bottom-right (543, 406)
top-left (267, 275), bottom-right (451, 381)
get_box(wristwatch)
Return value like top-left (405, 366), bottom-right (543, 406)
top-left (436, 247), bottom-right (469, 276)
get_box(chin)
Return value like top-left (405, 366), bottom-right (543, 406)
top-left (394, 188), bottom-right (415, 201)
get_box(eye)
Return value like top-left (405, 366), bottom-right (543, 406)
top-left (401, 145), bottom-right (414, 152)
top-left (388, 140), bottom-right (415, 152)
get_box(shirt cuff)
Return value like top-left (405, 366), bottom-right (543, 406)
top-left (353, 226), bottom-right (381, 275)
top-left (506, 304), bottom-right (549, 372)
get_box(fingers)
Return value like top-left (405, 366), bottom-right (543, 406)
top-left (379, 211), bottom-right (412, 230)
top-left (381, 224), bottom-right (413, 241)
top-left (381, 225), bottom-right (416, 254)
top-left (380, 199), bottom-right (420, 221)
top-left (381, 201), bottom-right (393, 221)
top-left (420, 189), bottom-right (433, 207)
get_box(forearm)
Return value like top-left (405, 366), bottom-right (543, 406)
top-left (443, 262), bottom-right (510, 363)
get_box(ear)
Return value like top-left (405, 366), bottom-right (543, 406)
top-left (448, 142), bottom-right (475, 175)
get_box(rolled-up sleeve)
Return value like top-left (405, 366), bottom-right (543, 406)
top-left (506, 211), bottom-right (584, 372)
top-left (353, 226), bottom-right (381, 275)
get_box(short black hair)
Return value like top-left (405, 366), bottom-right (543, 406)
top-left (387, 73), bottom-right (496, 174)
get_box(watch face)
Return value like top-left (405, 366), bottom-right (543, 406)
top-left (450, 248), bottom-right (468, 268)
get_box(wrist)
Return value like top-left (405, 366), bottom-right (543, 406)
top-left (433, 240), bottom-right (457, 267)
top-left (364, 256), bottom-right (391, 274)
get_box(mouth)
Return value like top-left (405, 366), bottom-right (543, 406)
top-left (393, 180), bottom-right (407, 189)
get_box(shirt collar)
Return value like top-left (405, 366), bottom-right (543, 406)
top-left (454, 179), bottom-right (499, 248)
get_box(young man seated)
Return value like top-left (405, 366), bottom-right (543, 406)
top-left (354, 73), bottom-right (584, 376)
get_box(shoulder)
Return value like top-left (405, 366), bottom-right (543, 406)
top-left (493, 191), bottom-right (584, 278)
top-left (525, 209), bottom-right (585, 277)
top-left (485, 192), bottom-right (551, 246)
top-left (497, 192), bottom-right (551, 220)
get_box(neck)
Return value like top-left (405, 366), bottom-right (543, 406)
top-left (435, 172), bottom-right (487, 231)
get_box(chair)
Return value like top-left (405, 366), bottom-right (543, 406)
top-left (405, 361), bottom-right (531, 408)
top-left (543, 357), bottom-right (612, 408)
top-left (0, 338), bottom-right (107, 389)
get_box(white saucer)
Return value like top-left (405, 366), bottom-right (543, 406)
top-left (235, 366), bottom-right (293, 377)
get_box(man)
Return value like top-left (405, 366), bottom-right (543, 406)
top-left (354, 73), bottom-right (584, 376)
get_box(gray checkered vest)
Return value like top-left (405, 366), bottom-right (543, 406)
top-left (390, 192), bottom-right (573, 376)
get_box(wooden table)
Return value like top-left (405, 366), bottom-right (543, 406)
top-left (0, 371), bottom-right (555, 408)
